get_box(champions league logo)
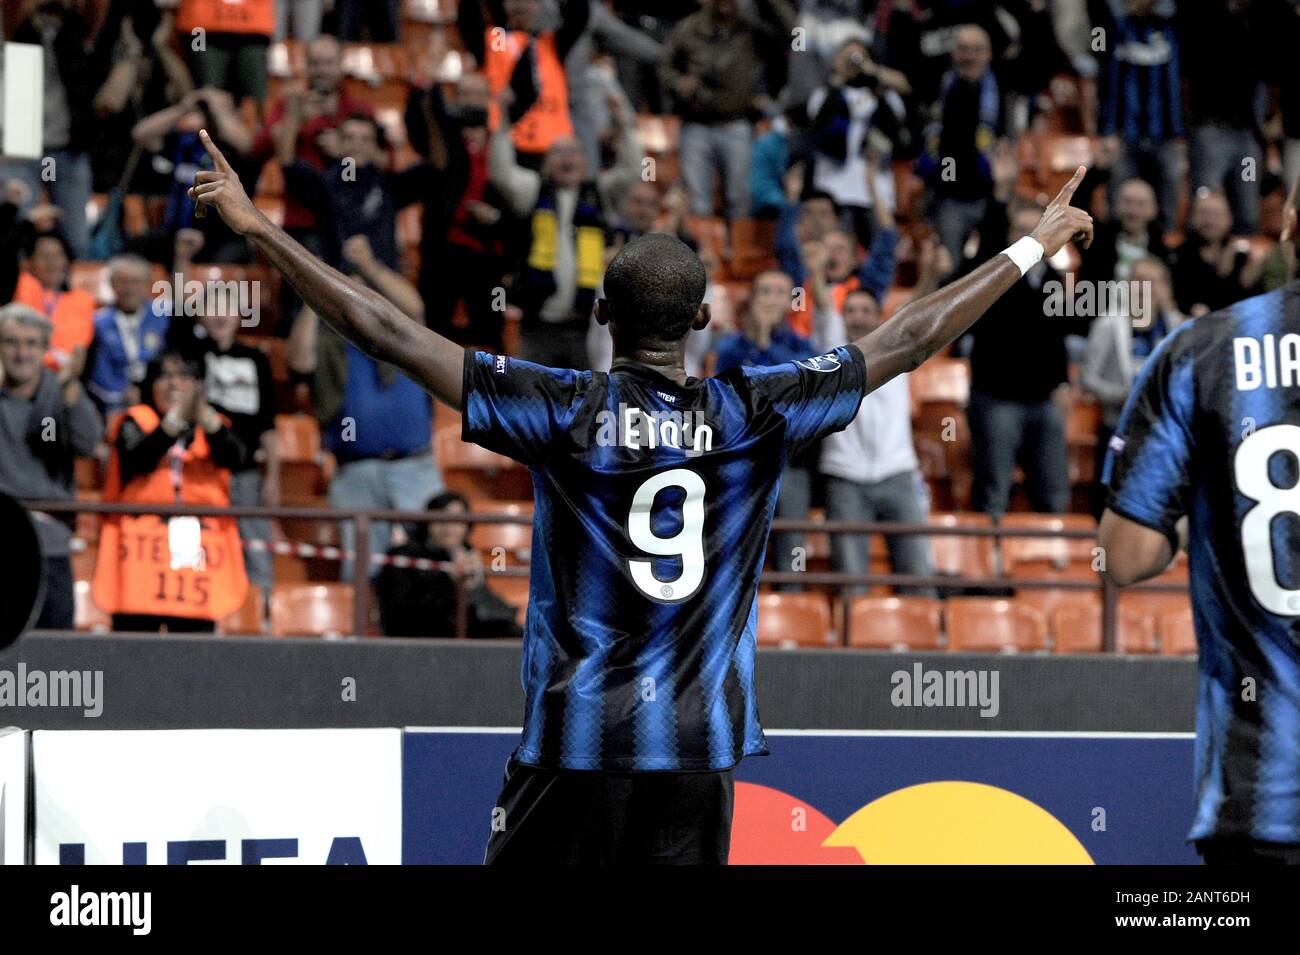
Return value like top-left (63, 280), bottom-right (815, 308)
top-left (797, 353), bottom-right (842, 373)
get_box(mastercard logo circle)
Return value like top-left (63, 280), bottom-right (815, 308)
top-left (731, 780), bottom-right (1094, 865)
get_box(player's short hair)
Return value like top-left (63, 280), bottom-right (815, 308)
top-left (602, 233), bottom-right (707, 344)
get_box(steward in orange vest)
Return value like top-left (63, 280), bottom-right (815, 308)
top-left (93, 352), bottom-right (250, 631)
top-left (176, 0), bottom-right (275, 36)
top-left (459, 0), bottom-right (590, 161)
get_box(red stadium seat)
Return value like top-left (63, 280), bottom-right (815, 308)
top-left (269, 583), bottom-right (355, 637)
top-left (847, 596), bottom-right (943, 650)
top-left (945, 598), bottom-right (1048, 653)
top-left (754, 593), bottom-right (834, 648)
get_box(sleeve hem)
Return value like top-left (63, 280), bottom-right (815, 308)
top-left (1105, 495), bottom-right (1182, 556)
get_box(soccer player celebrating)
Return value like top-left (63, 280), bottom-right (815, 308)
top-left (189, 130), bottom-right (1092, 864)
top-left (1100, 179), bottom-right (1300, 866)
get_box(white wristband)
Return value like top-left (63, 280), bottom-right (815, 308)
top-left (1002, 236), bottom-right (1044, 277)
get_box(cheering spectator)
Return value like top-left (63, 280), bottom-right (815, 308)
top-left (959, 156), bottom-right (1089, 517)
top-left (250, 36), bottom-right (374, 250)
top-left (130, 87), bottom-right (255, 265)
top-left (459, 0), bottom-right (591, 169)
top-left (11, 231), bottom-right (95, 376)
top-left (916, 24), bottom-right (1007, 262)
top-left (713, 269), bottom-right (812, 582)
top-left (879, 0), bottom-right (1012, 111)
top-left (91, 6), bottom-right (195, 199)
top-left (1094, 0), bottom-right (1185, 234)
top-left (490, 90), bottom-right (643, 368)
top-left (405, 72), bottom-right (509, 349)
top-left (285, 256), bottom-right (443, 582)
top-left (93, 350), bottom-right (250, 633)
top-left (174, 0), bottom-right (274, 103)
top-left (377, 491), bottom-right (524, 638)
top-left (281, 113), bottom-right (433, 271)
top-left (0, 303), bottom-right (103, 629)
top-left (84, 254), bottom-right (171, 416)
top-left (806, 37), bottom-right (909, 245)
top-left (1077, 178), bottom-right (1171, 286)
top-left (779, 154), bottom-right (900, 337)
top-left (169, 308), bottom-right (278, 596)
top-left (1171, 189), bottom-right (1262, 317)
top-left (613, 182), bottom-right (695, 249)
top-left (1081, 255), bottom-right (1186, 512)
top-left (662, 0), bottom-right (796, 221)
top-left (807, 241), bottom-right (938, 598)
top-left (1178, 0), bottom-right (1266, 235)
top-left (2, 0), bottom-right (102, 258)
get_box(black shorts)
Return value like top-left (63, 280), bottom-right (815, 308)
top-left (1196, 837), bottom-right (1300, 865)
top-left (483, 756), bottom-right (735, 865)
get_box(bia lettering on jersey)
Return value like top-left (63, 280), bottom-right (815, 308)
top-left (1233, 333), bottom-right (1300, 390)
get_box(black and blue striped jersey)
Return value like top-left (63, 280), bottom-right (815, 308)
top-left (1104, 282), bottom-right (1300, 843)
top-left (462, 345), bottom-right (868, 771)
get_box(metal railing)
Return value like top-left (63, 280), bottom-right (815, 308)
top-left (23, 500), bottom-right (1188, 650)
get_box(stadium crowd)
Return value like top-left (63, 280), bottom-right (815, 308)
top-left (0, 0), bottom-right (1290, 643)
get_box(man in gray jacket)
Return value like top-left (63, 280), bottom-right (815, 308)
top-left (0, 303), bottom-right (103, 629)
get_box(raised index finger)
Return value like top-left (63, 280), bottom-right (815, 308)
top-left (199, 129), bottom-right (234, 175)
top-left (1051, 165), bottom-right (1086, 208)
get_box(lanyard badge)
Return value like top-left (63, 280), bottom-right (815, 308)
top-left (166, 442), bottom-right (205, 571)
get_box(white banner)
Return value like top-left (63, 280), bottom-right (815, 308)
top-left (33, 729), bottom-right (401, 865)
top-left (2, 43), bottom-right (44, 160)
top-left (0, 727), bottom-right (26, 865)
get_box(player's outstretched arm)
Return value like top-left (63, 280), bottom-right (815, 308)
top-left (853, 166), bottom-right (1094, 391)
top-left (187, 130), bottom-right (465, 410)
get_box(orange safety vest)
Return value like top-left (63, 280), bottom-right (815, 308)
top-left (787, 275), bottom-right (860, 339)
top-left (484, 30), bottom-right (573, 156)
top-left (13, 272), bottom-right (95, 373)
top-left (93, 405), bottom-right (248, 621)
top-left (176, 0), bottom-right (275, 36)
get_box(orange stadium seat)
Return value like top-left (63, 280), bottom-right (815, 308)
top-left (269, 583), bottom-right (355, 637)
top-left (1050, 602), bottom-right (1159, 654)
top-left (927, 512), bottom-right (996, 579)
top-left (754, 593), bottom-right (833, 649)
top-left (910, 357), bottom-right (970, 406)
top-left (999, 513), bottom-right (1097, 572)
top-left (218, 587), bottom-right (267, 636)
top-left (435, 425), bottom-right (530, 499)
top-left (1159, 607), bottom-right (1197, 656)
top-left (847, 596), bottom-right (943, 650)
top-left (485, 574), bottom-right (529, 629)
top-left (1014, 571), bottom-right (1102, 621)
top-left (276, 414), bottom-right (335, 497)
top-left (468, 501), bottom-right (534, 558)
top-left (946, 598), bottom-right (1048, 653)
